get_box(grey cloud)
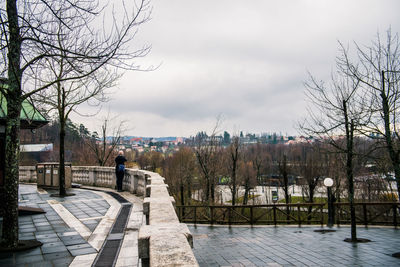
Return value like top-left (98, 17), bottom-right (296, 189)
top-left (76, 0), bottom-right (400, 136)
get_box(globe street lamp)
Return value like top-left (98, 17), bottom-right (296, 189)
top-left (324, 177), bottom-right (334, 227)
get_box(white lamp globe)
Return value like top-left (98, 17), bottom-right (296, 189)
top-left (324, 177), bottom-right (334, 187)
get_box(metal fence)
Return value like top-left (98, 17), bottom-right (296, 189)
top-left (176, 202), bottom-right (399, 227)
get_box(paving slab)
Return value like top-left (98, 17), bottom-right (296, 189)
top-left (0, 184), bottom-right (144, 267)
top-left (189, 225), bottom-right (400, 267)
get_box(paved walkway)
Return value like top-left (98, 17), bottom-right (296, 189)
top-left (189, 225), bottom-right (400, 267)
top-left (0, 184), bottom-right (144, 267)
top-left (3, 184), bottom-right (400, 267)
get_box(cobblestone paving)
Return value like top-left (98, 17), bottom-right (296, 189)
top-left (0, 184), bottom-right (104, 266)
top-left (189, 225), bottom-right (400, 267)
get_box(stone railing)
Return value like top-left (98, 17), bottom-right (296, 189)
top-left (19, 166), bottom-right (37, 183)
top-left (138, 171), bottom-right (199, 267)
top-left (72, 166), bottom-right (147, 196)
top-left (19, 165), bottom-right (146, 196)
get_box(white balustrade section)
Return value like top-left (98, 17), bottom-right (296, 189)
top-left (19, 166), bottom-right (37, 183)
top-left (19, 165), bottom-right (146, 196)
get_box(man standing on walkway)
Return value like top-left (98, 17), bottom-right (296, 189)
top-left (115, 150), bottom-right (127, 192)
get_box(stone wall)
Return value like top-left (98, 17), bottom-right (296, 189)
top-left (139, 172), bottom-right (199, 267)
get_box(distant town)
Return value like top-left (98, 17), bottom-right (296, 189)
top-left (111, 132), bottom-right (313, 154)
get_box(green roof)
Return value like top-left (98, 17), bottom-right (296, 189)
top-left (0, 84), bottom-right (48, 129)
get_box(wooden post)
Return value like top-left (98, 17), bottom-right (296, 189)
top-left (393, 204), bottom-right (397, 228)
top-left (250, 206), bottom-right (254, 225)
top-left (228, 206), bottom-right (232, 226)
top-left (194, 206), bottom-right (197, 225)
top-left (320, 204), bottom-right (323, 227)
top-left (297, 205), bottom-right (301, 227)
top-left (210, 206), bottom-right (214, 225)
top-left (273, 205), bottom-right (277, 226)
top-left (363, 203), bottom-right (368, 227)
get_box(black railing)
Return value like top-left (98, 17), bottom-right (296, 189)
top-left (176, 202), bottom-right (399, 227)
top-left (334, 202), bottom-right (399, 227)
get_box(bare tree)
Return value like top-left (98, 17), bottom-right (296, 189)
top-left (86, 115), bottom-right (125, 167)
top-left (277, 149), bottom-right (291, 220)
top-left (293, 143), bottom-right (325, 222)
top-left (246, 143), bottom-right (271, 202)
top-left (337, 29), bottom-right (400, 200)
top-left (30, 0), bottom-right (150, 197)
top-left (193, 121), bottom-right (222, 204)
top-left (0, 0), bottom-right (151, 248)
top-left (246, 143), bottom-right (270, 184)
top-left (148, 151), bottom-right (164, 173)
top-left (227, 136), bottom-right (240, 206)
top-left (35, 68), bottom-right (117, 195)
top-left (295, 143), bottom-right (324, 204)
top-left (238, 160), bottom-right (257, 205)
top-left (163, 147), bottom-right (196, 206)
top-left (326, 149), bottom-right (346, 203)
top-left (300, 68), bottom-right (370, 241)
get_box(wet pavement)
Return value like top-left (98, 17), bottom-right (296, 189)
top-left (2, 184), bottom-right (400, 266)
top-left (189, 224), bottom-right (400, 267)
top-left (0, 184), bottom-right (144, 267)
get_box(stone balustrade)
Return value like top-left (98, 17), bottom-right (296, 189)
top-left (18, 165), bottom-right (198, 266)
top-left (19, 165), bottom-right (146, 196)
top-left (70, 166), bottom-right (147, 195)
top-left (19, 166), bottom-right (37, 183)
top-left (139, 171), bottom-right (199, 267)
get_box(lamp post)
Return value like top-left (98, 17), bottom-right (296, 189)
top-left (324, 177), bottom-right (334, 227)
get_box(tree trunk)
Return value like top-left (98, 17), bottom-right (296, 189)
top-left (335, 175), bottom-right (341, 203)
top-left (180, 179), bottom-right (184, 217)
top-left (281, 155), bottom-right (290, 220)
top-left (307, 186), bottom-right (314, 223)
top-left (187, 176), bottom-right (192, 205)
top-left (231, 166), bottom-right (237, 206)
top-left (343, 100), bottom-right (357, 241)
top-left (243, 181), bottom-right (249, 205)
top-left (230, 138), bottom-right (239, 206)
top-left (180, 181), bottom-right (184, 206)
top-left (3, 98), bottom-right (21, 248)
top-left (205, 175), bottom-right (210, 203)
top-left (59, 115), bottom-right (66, 196)
top-left (231, 186), bottom-right (236, 206)
top-left (210, 178), bottom-right (215, 203)
top-left (380, 71), bottom-right (400, 202)
top-left (2, 0), bottom-right (22, 248)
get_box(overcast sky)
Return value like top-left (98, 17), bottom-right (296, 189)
top-left (71, 0), bottom-right (400, 137)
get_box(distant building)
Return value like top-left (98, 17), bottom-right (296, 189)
top-left (130, 137), bottom-right (143, 145)
top-left (20, 143), bottom-right (53, 152)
